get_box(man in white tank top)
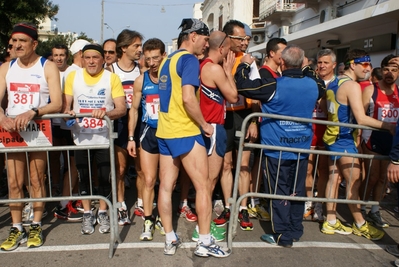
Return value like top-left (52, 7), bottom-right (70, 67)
top-left (0, 23), bottom-right (62, 251)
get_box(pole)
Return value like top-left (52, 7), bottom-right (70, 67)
top-left (101, 0), bottom-right (104, 43)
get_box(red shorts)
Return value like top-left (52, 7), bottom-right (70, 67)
top-left (311, 122), bottom-right (326, 148)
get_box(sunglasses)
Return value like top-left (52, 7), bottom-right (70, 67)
top-left (353, 61), bottom-right (371, 68)
top-left (104, 50), bottom-right (115, 55)
top-left (228, 35), bottom-right (250, 42)
top-left (7, 44), bottom-right (13, 50)
top-left (219, 33), bottom-right (228, 48)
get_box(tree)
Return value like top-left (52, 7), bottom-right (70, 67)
top-left (0, 0), bottom-right (59, 48)
top-left (35, 32), bottom-right (93, 64)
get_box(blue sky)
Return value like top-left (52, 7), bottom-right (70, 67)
top-left (51, 0), bottom-right (199, 44)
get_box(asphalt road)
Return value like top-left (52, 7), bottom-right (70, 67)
top-left (1, 179), bottom-right (399, 267)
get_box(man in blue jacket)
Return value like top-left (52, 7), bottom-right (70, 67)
top-left (234, 44), bottom-right (325, 247)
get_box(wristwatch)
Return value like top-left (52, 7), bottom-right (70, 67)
top-left (31, 108), bottom-right (39, 116)
top-left (128, 136), bottom-right (135, 141)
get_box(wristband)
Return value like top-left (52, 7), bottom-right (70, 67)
top-left (128, 136), bottom-right (135, 142)
top-left (391, 160), bottom-right (399, 165)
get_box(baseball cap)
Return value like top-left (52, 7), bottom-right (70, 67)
top-left (70, 39), bottom-right (91, 55)
top-left (179, 18), bottom-right (209, 36)
top-left (243, 23), bottom-right (252, 37)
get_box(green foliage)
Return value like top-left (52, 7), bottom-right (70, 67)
top-left (0, 0), bottom-right (59, 49)
top-left (36, 33), bottom-right (93, 64)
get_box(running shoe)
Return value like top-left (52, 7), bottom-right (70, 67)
top-left (0, 227), bottom-right (27, 251)
top-left (54, 202), bottom-right (82, 221)
top-left (352, 221), bottom-right (384, 240)
top-left (140, 219), bottom-right (155, 241)
top-left (321, 219), bottom-right (352, 235)
top-left (191, 225), bottom-right (225, 242)
top-left (366, 211), bottom-right (389, 228)
top-left (134, 201), bottom-right (144, 219)
top-left (155, 216), bottom-right (165, 235)
top-left (97, 212), bottom-right (111, 234)
top-left (27, 224), bottom-right (43, 248)
top-left (303, 201), bottom-right (314, 218)
top-left (118, 208), bottom-right (131, 226)
top-left (213, 200), bottom-right (224, 217)
top-left (81, 213), bottom-right (96, 235)
top-left (260, 234), bottom-right (292, 248)
top-left (238, 209), bottom-right (253, 231)
top-left (178, 205), bottom-right (197, 222)
top-left (194, 238), bottom-right (231, 258)
top-left (312, 202), bottom-right (324, 222)
top-left (164, 236), bottom-right (181, 256)
top-left (213, 208), bottom-right (230, 227)
top-left (386, 245), bottom-right (399, 257)
top-left (248, 204), bottom-right (271, 221)
top-left (211, 221), bottom-right (226, 235)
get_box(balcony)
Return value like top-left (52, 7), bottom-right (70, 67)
top-left (259, 0), bottom-right (304, 22)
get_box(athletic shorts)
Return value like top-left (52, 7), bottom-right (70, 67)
top-left (363, 131), bottom-right (393, 156)
top-left (51, 125), bottom-right (75, 155)
top-left (140, 123), bottom-right (159, 154)
top-left (202, 123), bottom-right (227, 158)
top-left (324, 138), bottom-right (358, 160)
top-left (311, 123), bottom-right (326, 148)
top-left (158, 134), bottom-right (205, 158)
top-left (225, 109), bottom-right (254, 152)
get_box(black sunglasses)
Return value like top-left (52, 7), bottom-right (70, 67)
top-left (7, 44), bottom-right (13, 49)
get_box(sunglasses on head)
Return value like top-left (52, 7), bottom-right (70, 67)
top-left (218, 33), bottom-right (228, 48)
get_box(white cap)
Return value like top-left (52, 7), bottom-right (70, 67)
top-left (70, 39), bottom-right (90, 55)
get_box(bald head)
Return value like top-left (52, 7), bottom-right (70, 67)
top-left (209, 31), bottom-right (228, 50)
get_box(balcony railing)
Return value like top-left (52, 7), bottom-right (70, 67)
top-left (259, 0), bottom-right (300, 20)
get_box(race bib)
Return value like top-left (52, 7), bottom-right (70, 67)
top-left (226, 95), bottom-right (245, 110)
top-left (9, 83), bottom-right (40, 110)
top-left (78, 108), bottom-right (107, 133)
top-left (123, 85), bottom-right (133, 109)
top-left (145, 94), bottom-right (159, 120)
top-left (312, 102), bottom-right (327, 119)
top-left (378, 105), bottom-right (399, 123)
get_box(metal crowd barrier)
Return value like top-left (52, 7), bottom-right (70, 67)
top-left (227, 112), bottom-right (391, 251)
top-left (0, 114), bottom-right (121, 258)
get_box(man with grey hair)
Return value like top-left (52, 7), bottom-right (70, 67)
top-left (305, 48), bottom-right (337, 221)
top-left (234, 44), bottom-right (325, 247)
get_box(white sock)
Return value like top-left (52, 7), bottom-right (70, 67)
top-left (84, 210), bottom-right (92, 215)
top-left (119, 201), bottom-right (127, 210)
top-left (225, 205), bottom-right (230, 210)
top-left (137, 198), bottom-right (143, 207)
top-left (13, 223), bottom-right (23, 231)
top-left (32, 221), bottom-right (41, 226)
top-left (356, 220), bottom-right (366, 228)
top-left (179, 200), bottom-right (188, 209)
top-left (328, 219), bottom-right (337, 225)
top-left (165, 231), bottom-right (176, 243)
top-left (199, 233), bottom-right (211, 245)
top-left (239, 206), bottom-right (247, 212)
top-left (98, 209), bottom-right (107, 214)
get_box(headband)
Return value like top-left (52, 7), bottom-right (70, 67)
top-left (82, 44), bottom-right (104, 58)
top-left (353, 55), bottom-right (371, 63)
top-left (12, 24), bottom-right (38, 40)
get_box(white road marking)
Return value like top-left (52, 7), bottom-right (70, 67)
top-left (0, 241), bottom-right (388, 253)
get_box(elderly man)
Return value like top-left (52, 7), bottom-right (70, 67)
top-left (0, 23), bottom-right (62, 250)
top-left (64, 44), bottom-right (126, 235)
top-left (235, 45), bottom-right (325, 247)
